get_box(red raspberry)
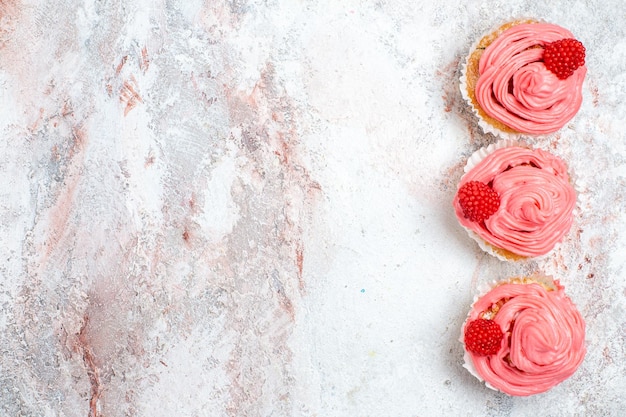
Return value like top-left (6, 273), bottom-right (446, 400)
top-left (543, 38), bottom-right (586, 80)
top-left (464, 319), bottom-right (504, 356)
top-left (457, 181), bottom-right (500, 223)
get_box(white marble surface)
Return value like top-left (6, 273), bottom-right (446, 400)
top-left (1, 0), bottom-right (625, 416)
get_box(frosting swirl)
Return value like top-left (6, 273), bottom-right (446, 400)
top-left (475, 23), bottom-right (586, 135)
top-left (464, 281), bottom-right (586, 396)
top-left (454, 145), bottom-right (576, 258)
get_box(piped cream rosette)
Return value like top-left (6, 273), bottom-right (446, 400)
top-left (453, 140), bottom-right (576, 261)
top-left (460, 19), bottom-right (586, 139)
top-left (461, 275), bottom-right (586, 396)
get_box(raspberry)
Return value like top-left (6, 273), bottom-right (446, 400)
top-left (464, 319), bottom-right (504, 356)
top-left (543, 38), bottom-right (586, 80)
top-left (457, 181), bottom-right (500, 223)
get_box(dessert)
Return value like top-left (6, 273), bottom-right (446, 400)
top-left (453, 140), bottom-right (576, 260)
top-left (461, 20), bottom-right (587, 137)
top-left (461, 276), bottom-right (586, 396)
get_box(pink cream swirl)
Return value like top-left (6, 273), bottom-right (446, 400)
top-left (454, 145), bottom-right (576, 257)
top-left (464, 281), bottom-right (586, 396)
top-left (476, 23), bottom-right (586, 134)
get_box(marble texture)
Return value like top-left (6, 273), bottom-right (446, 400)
top-left (1, 0), bottom-right (625, 416)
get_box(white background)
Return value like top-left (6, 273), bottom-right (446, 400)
top-left (1, 0), bottom-right (625, 416)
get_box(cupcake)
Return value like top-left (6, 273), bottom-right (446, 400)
top-left (461, 19), bottom-right (587, 138)
top-left (461, 276), bottom-right (586, 396)
top-left (453, 140), bottom-right (576, 261)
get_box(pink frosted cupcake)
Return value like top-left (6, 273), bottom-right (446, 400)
top-left (461, 276), bottom-right (586, 396)
top-left (461, 19), bottom-right (587, 138)
top-left (453, 140), bottom-right (576, 261)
